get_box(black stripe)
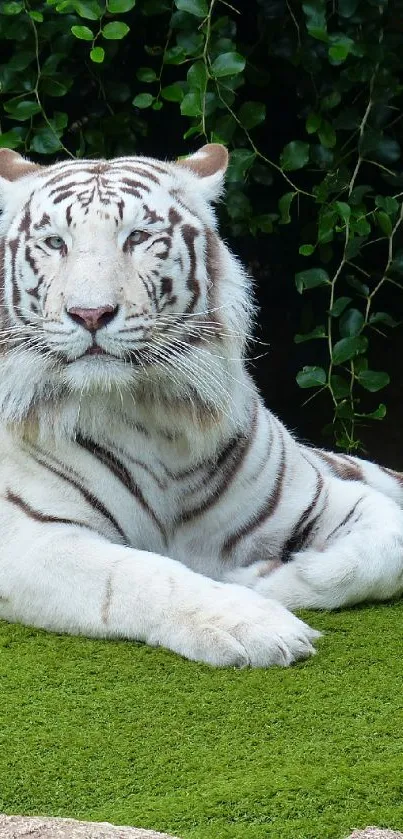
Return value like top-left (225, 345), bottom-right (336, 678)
top-left (281, 470), bottom-right (324, 562)
top-left (181, 224), bottom-right (200, 313)
top-left (6, 489), bottom-right (89, 530)
top-left (29, 446), bottom-right (129, 544)
top-left (222, 428), bottom-right (286, 557)
top-left (315, 449), bottom-right (363, 481)
top-left (121, 177), bottom-right (150, 193)
top-left (76, 435), bottom-right (167, 546)
top-left (325, 496), bottom-right (364, 544)
top-left (178, 403), bottom-right (259, 524)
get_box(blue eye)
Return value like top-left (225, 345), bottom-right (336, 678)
top-left (127, 230), bottom-right (150, 245)
top-left (45, 236), bottom-right (65, 251)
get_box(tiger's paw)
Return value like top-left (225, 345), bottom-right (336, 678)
top-left (168, 584), bottom-right (321, 668)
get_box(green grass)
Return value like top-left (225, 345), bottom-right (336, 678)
top-left (0, 604), bottom-right (402, 839)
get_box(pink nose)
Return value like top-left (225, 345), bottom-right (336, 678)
top-left (67, 305), bottom-right (118, 331)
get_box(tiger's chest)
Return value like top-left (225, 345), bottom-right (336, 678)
top-left (0, 424), bottom-right (231, 560)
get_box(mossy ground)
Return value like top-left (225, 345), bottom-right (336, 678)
top-left (0, 603), bottom-right (402, 839)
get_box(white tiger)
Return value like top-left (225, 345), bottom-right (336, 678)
top-left (0, 143), bottom-right (402, 668)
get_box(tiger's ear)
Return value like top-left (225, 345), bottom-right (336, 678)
top-left (0, 150), bottom-right (41, 228)
top-left (0, 149), bottom-right (41, 182)
top-left (176, 144), bottom-right (228, 201)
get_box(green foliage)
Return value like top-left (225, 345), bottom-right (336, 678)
top-left (0, 0), bottom-right (402, 450)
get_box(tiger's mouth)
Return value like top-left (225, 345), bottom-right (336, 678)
top-left (67, 345), bottom-right (145, 366)
top-left (84, 346), bottom-right (107, 356)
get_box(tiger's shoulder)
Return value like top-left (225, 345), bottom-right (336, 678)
top-left (302, 442), bottom-right (403, 507)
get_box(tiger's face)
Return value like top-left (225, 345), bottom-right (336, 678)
top-left (0, 145), bottom-right (249, 419)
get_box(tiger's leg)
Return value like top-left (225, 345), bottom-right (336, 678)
top-left (0, 516), bottom-right (320, 667)
top-left (225, 481), bottom-right (403, 610)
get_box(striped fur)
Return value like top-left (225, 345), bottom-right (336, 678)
top-left (0, 144), bottom-right (402, 668)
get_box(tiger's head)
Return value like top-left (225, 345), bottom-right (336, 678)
top-left (0, 145), bottom-right (252, 430)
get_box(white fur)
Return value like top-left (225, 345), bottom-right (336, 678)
top-left (0, 147), bottom-right (402, 667)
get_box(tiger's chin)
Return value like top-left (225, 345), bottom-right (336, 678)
top-left (0, 349), bottom-right (140, 427)
top-left (61, 353), bottom-right (140, 392)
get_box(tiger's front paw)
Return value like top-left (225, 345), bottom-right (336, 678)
top-left (167, 583), bottom-right (320, 668)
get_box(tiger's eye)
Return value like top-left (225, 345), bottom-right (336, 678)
top-left (127, 230), bottom-right (151, 246)
top-left (45, 236), bottom-right (65, 251)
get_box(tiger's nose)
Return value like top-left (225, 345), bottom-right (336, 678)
top-left (67, 305), bottom-right (118, 331)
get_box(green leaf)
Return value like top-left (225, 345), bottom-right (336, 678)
top-left (136, 67), bottom-right (157, 83)
top-left (334, 201), bottom-right (351, 222)
top-left (210, 52), bottom-right (246, 79)
top-left (107, 0), bottom-right (136, 11)
top-left (335, 401), bottom-right (354, 420)
top-left (339, 308), bottom-right (364, 338)
top-left (317, 209), bottom-right (337, 244)
top-left (226, 190), bottom-right (252, 221)
top-left (332, 335), bottom-right (368, 365)
top-left (161, 84), bottom-right (184, 102)
top-left (40, 76), bottom-right (70, 97)
top-left (238, 101), bottom-right (266, 130)
top-left (102, 21), bottom-right (130, 38)
top-left (346, 275), bottom-right (369, 296)
top-left (8, 51), bottom-right (35, 70)
top-left (132, 92), bottom-right (154, 108)
top-left (375, 196), bottom-right (399, 215)
top-left (71, 1), bottom-right (102, 19)
top-left (330, 297), bottom-right (352, 317)
top-left (71, 24), bottom-right (93, 39)
top-left (373, 137), bottom-right (400, 165)
top-left (226, 149), bottom-right (255, 182)
top-left (299, 244), bottom-right (315, 256)
top-left (349, 186), bottom-right (373, 206)
top-left (330, 374), bottom-right (350, 398)
top-left (296, 366), bottom-right (327, 388)
top-left (174, 0), bottom-right (207, 16)
top-left (3, 99), bottom-right (42, 121)
top-left (321, 91), bottom-right (341, 110)
top-left (369, 311), bottom-right (399, 328)
top-left (180, 90), bottom-right (201, 116)
top-left (305, 112), bottom-right (321, 134)
top-left (356, 404), bottom-right (387, 420)
top-left (345, 235), bottom-right (368, 259)
top-left (353, 356), bottom-right (368, 375)
top-left (0, 127), bottom-right (25, 149)
top-left (187, 61), bottom-right (207, 91)
top-left (213, 114), bottom-right (236, 143)
top-left (294, 326), bottom-right (326, 343)
top-left (163, 46), bottom-right (187, 65)
top-left (318, 120), bottom-right (336, 148)
top-left (50, 112), bottom-right (68, 132)
top-left (29, 10), bottom-right (44, 20)
top-left (295, 267), bottom-right (330, 293)
top-left (29, 127), bottom-right (62, 154)
top-left (176, 31), bottom-right (203, 55)
top-left (302, 0), bottom-right (327, 41)
top-left (0, 1), bottom-right (23, 13)
top-left (357, 371), bottom-right (390, 392)
top-left (90, 46), bottom-right (105, 62)
top-left (250, 214), bottom-right (276, 234)
top-left (329, 43), bottom-right (351, 63)
top-left (280, 141), bottom-right (309, 171)
top-left (376, 211), bottom-right (393, 237)
top-left (278, 192), bottom-right (296, 224)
